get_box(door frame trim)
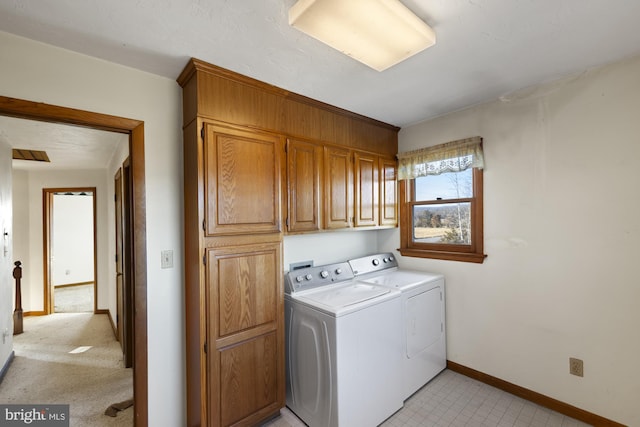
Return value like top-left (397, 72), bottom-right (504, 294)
top-left (0, 95), bottom-right (148, 427)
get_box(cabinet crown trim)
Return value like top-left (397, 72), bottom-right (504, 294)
top-left (177, 57), bottom-right (401, 133)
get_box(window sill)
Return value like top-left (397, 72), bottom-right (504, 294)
top-left (398, 248), bottom-right (487, 263)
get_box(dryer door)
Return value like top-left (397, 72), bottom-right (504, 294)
top-left (406, 286), bottom-right (442, 358)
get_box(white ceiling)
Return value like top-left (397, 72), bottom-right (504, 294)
top-left (2, 0), bottom-right (640, 167)
top-left (1, 116), bottom-right (127, 170)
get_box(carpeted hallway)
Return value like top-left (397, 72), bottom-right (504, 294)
top-left (0, 313), bottom-right (133, 426)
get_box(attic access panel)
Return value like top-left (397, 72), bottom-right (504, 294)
top-left (12, 148), bottom-right (50, 162)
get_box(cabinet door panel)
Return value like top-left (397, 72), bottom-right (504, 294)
top-left (205, 123), bottom-right (282, 235)
top-left (354, 151), bottom-right (379, 227)
top-left (208, 243), bottom-right (280, 338)
top-left (324, 146), bottom-right (352, 229)
top-left (380, 157), bottom-right (398, 226)
top-left (218, 332), bottom-right (280, 427)
top-left (287, 139), bottom-right (321, 232)
top-left (207, 241), bottom-right (284, 427)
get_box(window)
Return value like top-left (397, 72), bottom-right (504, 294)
top-left (398, 137), bottom-right (486, 263)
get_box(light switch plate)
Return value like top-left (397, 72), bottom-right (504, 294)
top-left (161, 250), bottom-right (173, 269)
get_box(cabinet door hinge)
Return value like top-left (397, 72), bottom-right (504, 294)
top-left (204, 342), bottom-right (207, 354)
top-left (202, 219), bottom-right (206, 231)
top-left (200, 125), bottom-right (205, 141)
top-left (203, 251), bottom-right (207, 266)
top-left (285, 217), bottom-right (289, 228)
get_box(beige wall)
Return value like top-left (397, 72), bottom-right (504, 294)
top-left (11, 169), bottom-right (109, 311)
top-left (0, 31), bottom-right (184, 426)
top-left (378, 54), bottom-right (640, 426)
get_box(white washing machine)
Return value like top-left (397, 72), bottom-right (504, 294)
top-left (349, 253), bottom-right (446, 401)
top-left (284, 261), bottom-right (403, 427)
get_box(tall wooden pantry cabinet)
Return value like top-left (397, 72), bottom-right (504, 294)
top-left (178, 58), bottom-right (399, 427)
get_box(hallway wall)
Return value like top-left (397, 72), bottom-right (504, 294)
top-left (0, 138), bottom-right (13, 373)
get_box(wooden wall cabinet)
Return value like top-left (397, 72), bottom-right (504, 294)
top-left (178, 58), bottom-right (399, 427)
top-left (204, 123), bottom-right (282, 235)
top-left (320, 147), bottom-right (397, 230)
top-left (354, 151), bottom-right (380, 227)
top-left (207, 242), bottom-right (284, 427)
top-left (286, 138), bottom-right (322, 232)
top-left (379, 156), bottom-right (398, 227)
top-left (289, 145), bottom-right (398, 232)
top-left (323, 146), bottom-right (353, 229)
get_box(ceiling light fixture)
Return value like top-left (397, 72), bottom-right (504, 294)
top-left (289, 0), bottom-right (436, 72)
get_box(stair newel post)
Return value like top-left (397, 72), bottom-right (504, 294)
top-left (13, 260), bottom-right (23, 335)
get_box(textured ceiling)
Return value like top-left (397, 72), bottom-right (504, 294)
top-left (0, 116), bottom-right (127, 170)
top-left (2, 0), bottom-right (640, 168)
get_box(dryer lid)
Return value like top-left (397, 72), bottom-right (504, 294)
top-left (358, 270), bottom-right (443, 290)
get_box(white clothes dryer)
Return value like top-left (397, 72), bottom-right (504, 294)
top-left (349, 253), bottom-right (447, 401)
top-left (284, 261), bottom-right (403, 427)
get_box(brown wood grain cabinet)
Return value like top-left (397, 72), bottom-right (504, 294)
top-left (286, 138), bottom-right (322, 232)
top-left (323, 145), bottom-right (353, 229)
top-left (354, 151), bottom-right (380, 227)
top-left (178, 57), bottom-right (399, 427)
top-left (207, 242), bottom-right (284, 427)
top-left (324, 149), bottom-right (398, 230)
top-left (379, 156), bottom-right (398, 227)
top-left (204, 122), bottom-right (283, 235)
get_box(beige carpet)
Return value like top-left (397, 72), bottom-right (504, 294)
top-left (54, 284), bottom-right (94, 313)
top-left (0, 313), bottom-right (133, 426)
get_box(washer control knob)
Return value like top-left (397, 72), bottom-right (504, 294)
top-left (383, 257), bottom-right (389, 263)
top-left (296, 275), bottom-right (304, 283)
top-left (305, 274), bottom-right (313, 281)
top-left (335, 268), bottom-right (342, 275)
top-left (372, 259), bottom-right (380, 266)
top-left (389, 256), bottom-right (394, 262)
top-left (320, 270), bottom-right (329, 278)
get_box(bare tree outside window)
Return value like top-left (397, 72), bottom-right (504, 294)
top-left (412, 164), bottom-right (473, 245)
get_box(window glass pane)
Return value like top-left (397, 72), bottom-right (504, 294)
top-left (415, 169), bottom-right (473, 201)
top-left (413, 202), bottom-right (471, 245)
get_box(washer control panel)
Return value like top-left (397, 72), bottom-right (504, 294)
top-left (285, 262), bottom-right (354, 294)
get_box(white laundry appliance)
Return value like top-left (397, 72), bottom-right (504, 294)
top-left (284, 261), bottom-right (403, 427)
top-left (349, 253), bottom-right (446, 401)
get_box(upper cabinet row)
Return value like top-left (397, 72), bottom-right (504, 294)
top-left (288, 139), bottom-right (397, 233)
top-left (203, 123), bottom-right (398, 237)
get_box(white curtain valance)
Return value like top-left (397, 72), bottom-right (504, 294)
top-left (397, 136), bottom-right (484, 180)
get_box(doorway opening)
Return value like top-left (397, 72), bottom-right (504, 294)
top-left (1, 95), bottom-right (148, 427)
top-left (43, 188), bottom-right (97, 314)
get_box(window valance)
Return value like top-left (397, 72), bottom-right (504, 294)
top-left (397, 136), bottom-right (484, 180)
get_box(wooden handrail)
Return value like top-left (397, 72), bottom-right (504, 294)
top-left (13, 261), bottom-right (23, 335)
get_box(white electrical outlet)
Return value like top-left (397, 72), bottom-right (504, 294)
top-left (161, 250), bottom-right (173, 269)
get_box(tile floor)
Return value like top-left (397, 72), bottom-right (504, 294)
top-left (264, 369), bottom-right (591, 427)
